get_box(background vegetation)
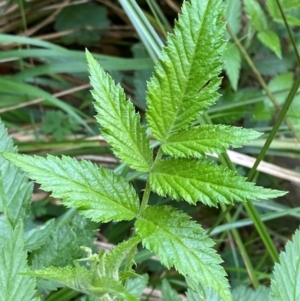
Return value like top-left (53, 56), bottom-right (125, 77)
top-left (1, 0), bottom-right (300, 299)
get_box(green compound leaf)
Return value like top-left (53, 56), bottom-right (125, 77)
top-left (86, 50), bottom-right (153, 172)
top-left (269, 228), bottom-right (300, 301)
top-left (135, 206), bottom-right (232, 301)
top-left (146, 0), bottom-right (226, 142)
top-left (2, 153), bottom-right (139, 222)
top-left (149, 159), bottom-right (286, 206)
top-left (0, 223), bottom-right (36, 301)
top-left (163, 125), bottom-right (261, 158)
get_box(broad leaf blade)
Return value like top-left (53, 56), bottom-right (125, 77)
top-left (0, 223), bottom-right (36, 301)
top-left (150, 159), bottom-right (285, 206)
top-left (86, 50), bottom-right (153, 172)
top-left (163, 125), bottom-right (261, 158)
top-left (269, 228), bottom-right (300, 301)
top-left (146, 0), bottom-right (226, 141)
top-left (3, 153), bottom-right (139, 222)
top-left (135, 206), bottom-right (232, 301)
top-left (0, 120), bottom-right (32, 232)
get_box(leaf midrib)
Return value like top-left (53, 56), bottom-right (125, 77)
top-left (162, 2), bottom-right (210, 143)
top-left (96, 72), bottom-right (151, 169)
top-left (30, 163), bottom-right (137, 216)
top-left (140, 216), bottom-right (226, 290)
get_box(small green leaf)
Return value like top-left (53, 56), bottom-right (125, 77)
top-left (223, 42), bottom-right (241, 91)
top-left (257, 30), bottom-right (282, 59)
top-left (269, 228), bottom-right (300, 300)
top-left (232, 285), bottom-right (270, 301)
top-left (0, 223), bottom-right (36, 301)
top-left (162, 279), bottom-right (183, 301)
top-left (86, 50), bottom-right (153, 172)
top-left (244, 0), bottom-right (268, 32)
top-left (135, 206), bottom-right (232, 301)
top-left (105, 236), bottom-right (140, 279)
top-left (41, 110), bottom-right (79, 141)
top-left (126, 274), bottom-right (149, 299)
top-left (2, 153), bottom-right (139, 222)
top-left (146, 0), bottom-right (226, 142)
top-left (163, 125), bottom-right (261, 158)
top-left (150, 159), bottom-right (286, 206)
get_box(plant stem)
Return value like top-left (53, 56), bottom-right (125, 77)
top-left (140, 180), bottom-right (152, 214)
top-left (139, 147), bottom-right (164, 213)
